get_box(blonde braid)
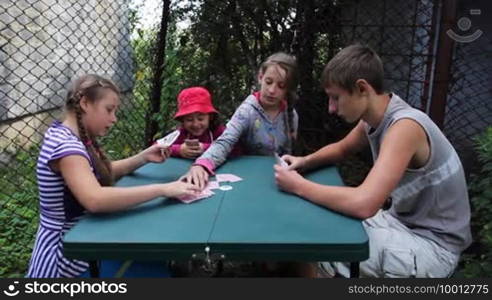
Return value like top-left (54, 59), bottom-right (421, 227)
top-left (91, 139), bottom-right (113, 185)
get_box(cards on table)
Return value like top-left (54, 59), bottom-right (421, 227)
top-left (215, 173), bottom-right (243, 183)
top-left (206, 180), bottom-right (220, 190)
top-left (177, 189), bottom-right (214, 204)
top-left (176, 173), bottom-right (242, 204)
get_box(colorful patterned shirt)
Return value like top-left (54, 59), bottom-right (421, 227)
top-left (196, 93), bottom-right (298, 172)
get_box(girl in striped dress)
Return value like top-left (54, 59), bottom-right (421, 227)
top-left (27, 74), bottom-right (199, 278)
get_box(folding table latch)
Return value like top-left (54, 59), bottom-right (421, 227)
top-left (190, 246), bottom-right (226, 275)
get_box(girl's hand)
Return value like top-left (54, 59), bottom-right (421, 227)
top-left (274, 164), bottom-right (306, 195)
top-left (282, 155), bottom-right (308, 172)
top-left (179, 143), bottom-right (204, 159)
top-left (183, 165), bottom-right (209, 190)
top-left (141, 144), bottom-right (171, 163)
top-left (163, 180), bottom-right (201, 198)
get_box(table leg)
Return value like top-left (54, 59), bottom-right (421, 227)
top-left (350, 262), bottom-right (359, 278)
top-left (215, 260), bottom-right (224, 277)
top-left (89, 261), bottom-right (100, 278)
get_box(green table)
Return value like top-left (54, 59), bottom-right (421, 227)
top-left (63, 156), bottom-right (368, 277)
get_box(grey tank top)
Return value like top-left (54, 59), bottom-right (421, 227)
top-left (364, 93), bottom-right (472, 254)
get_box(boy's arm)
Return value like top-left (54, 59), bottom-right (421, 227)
top-left (304, 120), bottom-right (368, 170)
top-left (277, 119), bottom-right (426, 219)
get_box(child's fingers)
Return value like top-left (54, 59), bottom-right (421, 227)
top-left (287, 160), bottom-right (299, 171)
top-left (282, 155), bottom-right (294, 164)
top-left (185, 171), bottom-right (195, 183)
top-left (158, 146), bottom-right (170, 157)
top-left (194, 174), bottom-right (204, 190)
top-left (194, 172), bottom-right (207, 190)
top-left (186, 182), bottom-right (201, 192)
top-left (190, 149), bottom-right (202, 156)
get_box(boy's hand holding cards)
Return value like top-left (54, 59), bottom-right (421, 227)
top-left (274, 152), bottom-right (289, 168)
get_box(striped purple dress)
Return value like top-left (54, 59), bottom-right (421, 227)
top-left (27, 121), bottom-right (92, 277)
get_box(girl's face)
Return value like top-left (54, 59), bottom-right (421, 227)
top-left (182, 112), bottom-right (211, 137)
top-left (258, 64), bottom-right (288, 110)
top-left (81, 89), bottom-right (120, 137)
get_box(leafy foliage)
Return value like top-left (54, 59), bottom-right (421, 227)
top-left (1, 0), bottom-right (487, 279)
top-left (0, 146), bottom-right (40, 277)
top-left (462, 126), bottom-right (492, 277)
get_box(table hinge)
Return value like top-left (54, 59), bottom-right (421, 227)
top-left (191, 246), bottom-right (226, 275)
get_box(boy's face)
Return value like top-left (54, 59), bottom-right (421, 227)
top-left (82, 89), bottom-right (120, 137)
top-left (258, 65), bottom-right (287, 110)
top-left (324, 84), bottom-right (366, 123)
top-left (182, 112), bottom-right (211, 137)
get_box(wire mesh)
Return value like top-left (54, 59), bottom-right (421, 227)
top-left (0, 0), bottom-right (140, 277)
top-left (0, 0), bottom-right (490, 277)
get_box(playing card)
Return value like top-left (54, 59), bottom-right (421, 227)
top-left (274, 152), bottom-right (288, 168)
top-left (157, 130), bottom-right (180, 147)
top-left (177, 189), bottom-right (215, 204)
top-left (215, 174), bottom-right (243, 183)
top-left (206, 180), bottom-right (220, 190)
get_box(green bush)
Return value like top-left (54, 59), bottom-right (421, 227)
top-left (462, 126), bottom-right (492, 277)
top-left (0, 146), bottom-right (40, 277)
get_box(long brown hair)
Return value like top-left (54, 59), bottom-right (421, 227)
top-left (65, 74), bottom-right (120, 186)
top-left (260, 52), bottom-right (299, 153)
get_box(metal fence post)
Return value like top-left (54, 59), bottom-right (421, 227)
top-left (144, 0), bottom-right (171, 146)
top-left (428, 0), bottom-right (458, 128)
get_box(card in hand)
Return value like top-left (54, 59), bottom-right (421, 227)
top-left (274, 152), bottom-right (288, 168)
top-left (157, 130), bottom-right (180, 147)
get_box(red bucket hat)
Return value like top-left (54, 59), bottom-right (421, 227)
top-left (174, 87), bottom-right (218, 119)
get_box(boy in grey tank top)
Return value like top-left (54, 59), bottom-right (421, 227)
top-left (274, 45), bottom-right (471, 277)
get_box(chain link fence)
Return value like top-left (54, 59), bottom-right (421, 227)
top-left (0, 0), bottom-right (144, 276)
top-left (443, 0), bottom-right (492, 174)
top-left (0, 0), bottom-right (490, 277)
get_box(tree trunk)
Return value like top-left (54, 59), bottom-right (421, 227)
top-left (144, 0), bottom-right (171, 146)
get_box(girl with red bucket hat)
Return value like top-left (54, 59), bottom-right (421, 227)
top-left (168, 87), bottom-right (231, 159)
top-left (183, 52), bottom-right (299, 189)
